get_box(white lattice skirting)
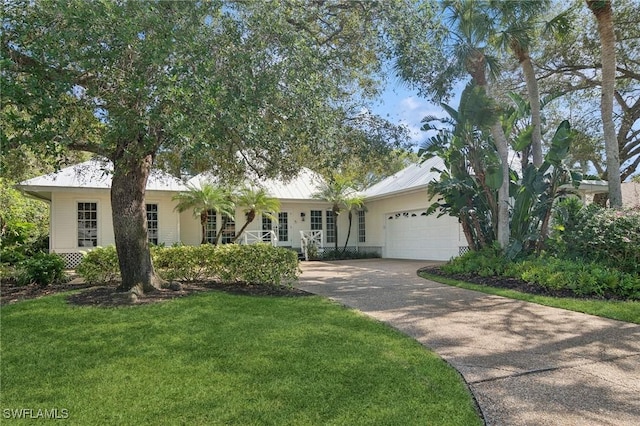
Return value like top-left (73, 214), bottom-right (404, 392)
top-left (56, 252), bottom-right (84, 269)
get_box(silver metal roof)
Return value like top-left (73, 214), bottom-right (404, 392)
top-left (18, 159), bottom-right (188, 192)
top-left (188, 168), bottom-right (326, 201)
top-left (362, 157), bottom-right (445, 200)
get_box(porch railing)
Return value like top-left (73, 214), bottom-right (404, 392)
top-left (241, 230), bottom-right (278, 247)
top-left (300, 230), bottom-right (324, 261)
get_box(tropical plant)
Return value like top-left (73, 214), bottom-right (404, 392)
top-left (313, 176), bottom-right (357, 252)
top-left (421, 85), bottom-right (502, 251)
top-left (508, 120), bottom-right (583, 257)
top-left (342, 196), bottom-right (365, 254)
top-left (233, 187), bottom-right (280, 243)
top-left (173, 183), bottom-right (235, 245)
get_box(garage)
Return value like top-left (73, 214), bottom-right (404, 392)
top-left (384, 208), bottom-right (462, 261)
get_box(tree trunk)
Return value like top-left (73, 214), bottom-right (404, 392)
top-left (234, 210), bottom-right (255, 243)
top-left (110, 153), bottom-right (166, 294)
top-left (215, 216), bottom-right (228, 245)
top-left (490, 121), bottom-right (511, 249)
top-left (343, 211), bottom-right (353, 254)
top-left (588, 0), bottom-right (623, 208)
top-left (200, 211), bottom-right (208, 244)
top-left (516, 46), bottom-right (543, 167)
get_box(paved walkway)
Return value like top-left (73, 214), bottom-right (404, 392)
top-left (296, 259), bottom-right (640, 426)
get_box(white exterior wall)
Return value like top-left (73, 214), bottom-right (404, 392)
top-left (50, 189), bottom-right (181, 255)
top-left (365, 190), bottom-right (465, 261)
top-left (177, 200), bottom-right (358, 249)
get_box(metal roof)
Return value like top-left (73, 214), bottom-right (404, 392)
top-left (362, 157), bottom-right (445, 200)
top-left (17, 159), bottom-right (188, 192)
top-left (188, 168), bottom-right (326, 201)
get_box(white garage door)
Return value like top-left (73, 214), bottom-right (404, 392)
top-left (384, 209), bottom-right (461, 261)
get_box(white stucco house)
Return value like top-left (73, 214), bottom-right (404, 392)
top-left (18, 157), bottom-right (471, 267)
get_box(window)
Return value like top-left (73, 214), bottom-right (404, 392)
top-left (146, 204), bottom-right (159, 245)
top-left (262, 214), bottom-right (273, 242)
top-left (206, 209), bottom-right (217, 243)
top-left (310, 210), bottom-right (323, 231)
top-left (222, 217), bottom-right (235, 244)
top-left (278, 212), bottom-right (288, 242)
top-left (326, 210), bottom-right (336, 243)
top-left (358, 210), bottom-right (366, 243)
top-left (77, 202), bottom-right (97, 247)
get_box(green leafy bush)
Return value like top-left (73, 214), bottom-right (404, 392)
top-left (505, 256), bottom-right (640, 300)
top-left (153, 244), bottom-right (217, 282)
top-left (442, 246), bottom-right (510, 276)
top-left (213, 244), bottom-right (299, 286)
top-left (554, 204), bottom-right (640, 275)
top-left (76, 246), bottom-right (120, 284)
top-left (16, 252), bottom-right (66, 287)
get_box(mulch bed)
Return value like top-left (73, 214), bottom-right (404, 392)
top-left (1, 278), bottom-right (311, 308)
top-left (418, 266), bottom-right (583, 299)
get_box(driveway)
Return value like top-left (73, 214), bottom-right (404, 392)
top-left (296, 259), bottom-right (640, 426)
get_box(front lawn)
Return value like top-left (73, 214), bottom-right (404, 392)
top-left (1, 291), bottom-right (482, 425)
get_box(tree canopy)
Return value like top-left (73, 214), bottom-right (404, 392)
top-left (2, 0), bottom-right (416, 292)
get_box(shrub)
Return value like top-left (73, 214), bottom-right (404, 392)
top-left (504, 256), bottom-right (640, 300)
top-left (153, 244), bottom-right (217, 282)
top-left (442, 246), bottom-right (509, 276)
top-left (214, 244), bottom-right (299, 287)
top-left (16, 252), bottom-right (66, 287)
top-left (554, 204), bottom-right (640, 275)
top-left (76, 246), bottom-right (120, 284)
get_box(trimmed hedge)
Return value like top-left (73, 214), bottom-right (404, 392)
top-left (77, 244), bottom-right (300, 287)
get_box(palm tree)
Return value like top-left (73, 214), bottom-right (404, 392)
top-left (586, 0), bottom-right (623, 208)
top-left (490, 0), bottom-right (547, 168)
top-left (172, 183), bottom-right (235, 245)
top-left (313, 176), bottom-right (356, 252)
top-left (441, 0), bottom-right (511, 248)
top-left (233, 187), bottom-right (280, 243)
top-left (342, 195), bottom-right (365, 254)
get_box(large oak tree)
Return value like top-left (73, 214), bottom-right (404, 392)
top-left (2, 0), bottom-right (411, 294)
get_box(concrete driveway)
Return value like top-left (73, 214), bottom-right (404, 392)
top-left (296, 259), bottom-right (640, 426)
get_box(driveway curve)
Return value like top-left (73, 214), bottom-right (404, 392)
top-left (296, 259), bottom-right (640, 426)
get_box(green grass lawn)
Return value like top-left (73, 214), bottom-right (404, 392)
top-left (1, 291), bottom-right (482, 425)
top-left (420, 272), bottom-right (640, 324)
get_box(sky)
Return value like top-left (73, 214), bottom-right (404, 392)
top-left (370, 77), bottom-right (464, 149)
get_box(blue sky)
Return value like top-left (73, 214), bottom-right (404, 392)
top-left (370, 78), bottom-right (464, 149)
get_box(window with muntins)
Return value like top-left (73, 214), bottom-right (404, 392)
top-left (326, 210), bottom-right (336, 243)
top-left (310, 210), bottom-right (323, 231)
top-left (222, 217), bottom-right (235, 244)
top-left (77, 202), bottom-right (97, 247)
top-left (146, 204), bottom-right (159, 245)
top-left (278, 212), bottom-right (288, 242)
top-left (358, 210), bottom-right (366, 243)
top-left (262, 214), bottom-right (273, 242)
top-left (206, 209), bottom-right (217, 243)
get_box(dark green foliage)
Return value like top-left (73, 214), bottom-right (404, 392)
top-left (442, 250), bottom-right (640, 300)
top-left (76, 246), bottom-right (120, 285)
top-left (16, 252), bottom-right (66, 287)
top-left (553, 204), bottom-right (640, 275)
top-left (315, 249), bottom-right (381, 261)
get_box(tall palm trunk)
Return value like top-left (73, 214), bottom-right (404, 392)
top-left (468, 50), bottom-right (511, 248)
top-left (513, 44), bottom-right (543, 167)
top-left (342, 211), bottom-right (353, 254)
top-left (215, 216), bottom-right (228, 245)
top-left (200, 211), bottom-right (208, 244)
top-left (111, 152), bottom-right (165, 294)
top-left (234, 210), bottom-right (256, 243)
top-left (587, 0), bottom-right (622, 208)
